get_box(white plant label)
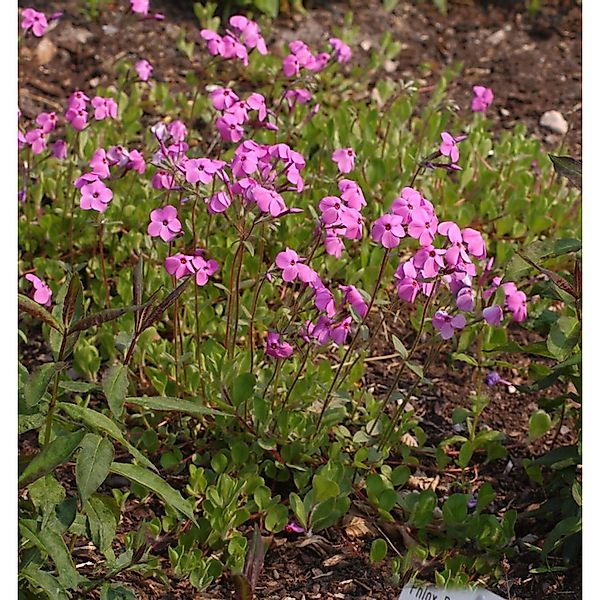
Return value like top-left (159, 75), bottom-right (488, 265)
top-left (399, 584), bottom-right (505, 600)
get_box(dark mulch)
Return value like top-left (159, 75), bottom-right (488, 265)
top-left (18, 0), bottom-right (581, 598)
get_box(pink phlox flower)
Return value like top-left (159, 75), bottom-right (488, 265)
top-left (68, 90), bottom-right (90, 110)
top-left (21, 8), bottom-right (48, 37)
top-left (210, 87), bottom-right (239, 111)
top-left (151, 170), bottom-right (177, 190)
top-left (165, 253), bottom-right (195, 279)
top-left (307, 52), bottom-right (330, 72)
top-left (371, 214), bottom-right (405, 248)
top-left (247, 93), bottom-right (267, 121)
top-left (314, 286), bottom-right (337, 317)
top-left (339, 179), bottom-right (366, 210)
top-left (407, 208), bottom-right (438, 246)
top-left (483, 304), bottom-right (503, 326)
top-left (391, 187), bottom-right (424, 224)
top-left (461, 227), bottom-right (486, 259)
top-left (221, 34), bottom-right (248, 65)
top-left (127, 149), bottom-right (146, 174)
top-left (74, 172), bottom-right (99, 189)
top-left (80, 179), bottom-right (113, 212)
top-left (24, 273), bottom-right (52, 306)
top-left (107, 145), bottom-right (130, 168)
top-left (339, 208), bottom-right (363, 240)
top-left (135, 59), bottom-right (153, 81)
top-left (191, 255), bottom-right (219, 286)
top-left (432, 311), bottom-right (467, 340)
top-left (275, 248), bottom-right (314, 284)
top-left (184, 158), bottom-right (222, 185)
top-left (216, 113), bottom-right (244, 143)
top-left (130, 0), bottom-right (149, 15)
top-left (231, 150), bottom-right (259, 177)
top-left (252, 186), bottom-right (286, 217)
top-left (456, 286), bottom-right (475, 312)
top-left (413, 245), bottom-right (445, 278)
top-left (284, 88), bottom-right (312, 110)
top-left (25, 129), bottom-right (47, 155)
top-left (332, 148), bottom-right (355, 174)
top-left (282, 54), bottom-right (301, 78)
top-left (324, 229), bottom-right (344, 258)
top-left (52, 139), bottom-right (67, 159)
top-left (91, 96), bottom-right (118, 120)
top-left (90, 148), bottom-right (110, 179)
top-left (200, 29), bottom-right (224, 56)
top-left (330, 316), bottom-right (353, 345)
top-left (36, 112), bottom-right (57, 133)
top-left (207, 191), bottom-right (231, 214)
top-left (266, 331), bottom-right (294, 359)
top-left (440, 132), bottom-right (460, 164)
top-left (471, 86), bottom-right (494, 113)
top-left (148, 205), bottom-right (182, 242)
top-left (394, 260), bottom-right (420, 303)
top-left (339, 285), bottom-right (367, 318)
top-left (168, 120), bottom-right (187, 143)
top-left (483, 275), bottom-right (503, 300)
top-left (65, 105), bottom-right (88, 129)
top-left (319, 196), bottom-right (346, 225)
top-left (302, 317), bottom-right (331, 345)
top-left (228, 15), bottom-right (267, 54)
top-left (503, 285), bottom-right (527, 323)
top-left (18, 129), bottom-right (26, 150)
top-left (329, 37), bottom-right (352, 64)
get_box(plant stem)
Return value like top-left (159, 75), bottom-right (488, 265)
top-left (44, 334), bottom-right (68, 446)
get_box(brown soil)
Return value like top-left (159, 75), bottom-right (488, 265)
top-left (18, 0), bottom-right (581, 598)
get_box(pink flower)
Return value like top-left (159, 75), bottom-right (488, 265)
top-left (130, 0), bottom-right (149, 15)
top-left (168, 120), bottom-right (187, 143)
top-left (413, 245), bottom-right (445, 278)
top-left (216, 113), bottom-right (244, 143)
top-left (135, 59), bottom-right (153, 81)
top-left (147, 205), bottom-right (182, 242)
top-left (339, 285), bottom-right (367, 318)
top-left (391, 187), bottom-right (425, 224)
top-left (21, 8), bottom-right (48, 37)
top-left (192, 255), bottom-right (219, 286)
top-left (210, 87), bottom-right (239, 111)
top-left (319, 196), bottom-right (346, 225)
top-left (339, 179), bottom-right (366, 210)
top-left (91, 96), bottom-right (118, 120)
top-left (330, 316), bottom-right (353, 345)
top-left (407, 208), bottom-right (438, 246)
top-left (266, 332), bottom-right (294, 359)
top-left (483, 305), bottom-right (503, 326)
top-left (332, 148), bottom-right (355, 174)
top-left (284, 89), bottom-right (312, 110)
top-left (275, 248), bottom-right (315, 283)
top-left (25, 129), bottom-right (47, 155)
top-left (462, 228), bottom-right (486, 259)
top-left (24, 274), bottom-right (52, 306)
top-left (68, 90), bottom-right (90, 110)
top-left (284, 520), bottom-right (305, 534)
top-left (90, 148), bottom-right (110, 179)
top-left (36, 112), bottom-right (57, 133)
top-left (80, 180), bottom-right (113, 213)
top-left (324, 230), bottom-right (344, 258)
top-left (505, 288), bottom-right (527, 323)
top-left (65, 106), bottom-right (88, 130)
top-left (371, 214), bottom-right (405, 248)
top-left (329, 38), bottom-right (352, 64)
top-left (252, 186), bottom-right (286, 217)
top-left (127, 149), bottom-right (146, 174)
top-left (52, 140), bottom-right (67, 159)
top-left (440, 132), bottom-right (460, 164)
top-left (165, 253), bottom-right (195, 279)
top-left (184, 158), bottom-right (223, 185)
top-left (432, 311), bottom-right (467, 340)
top-left (207, 191), bottom-right (230, 214)
top-left (456, 287), bottom-right (475, 312)
top-left (339, 208), bottom-right (364, 240)
top-left (231, 150), bottom-right (259, 177)
top-left (471, 86), bottom-right (494, 113)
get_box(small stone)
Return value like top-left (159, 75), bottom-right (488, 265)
top-left (36, 38), bottom-right (57, 65)
top-left (360, 39), bottom-right (373, 51)
top-left (540, 110), bottom-right (569, 135)
top-left (500, 108), bottom-right (510, 117)
top-left (487, 29), bottom-right (506, 46)
top-left (102, 24), bottom-right (119, 36)
top-left (383, 59), bottom-right (397, 73)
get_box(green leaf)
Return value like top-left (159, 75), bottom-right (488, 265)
top-left (21, 565), bottom-right (69, 600)
top-left (549, 155), bottom-right (582, 190)
top-left (125, 396), bottom-right (227, 418)
top-left (313, 474), bottom-right (339, 503)
top-left (19, 429), bottom-right (85, 488)
top-left (254, 0), bottom-right (279, 18)
top-left (76, 434), bottom-right (114, 504)
top-left (231, 372), bottom-right (256, 406)
top-left (69, 305), bottom-right (147, 335)
top-left (83, 494), bottom-right (120, 555)
top-left (109, 462), bottom-right (197, 524)
top-left (410, 489), bottom-right (437, 528)
top-left (19, 294), bottom-right (63, 332)
top-left (265, 503), bottom-right (288, 533)
top-left (458, 441), bottom-right (474, 468)
top-left (369, 538), bottom-right (388, 563)
top-left (100, 584), bottom-right (137, 600)
top-left (38, 528), bottom-right (86, 589)
top-left (442, 493), bottom-right (468, 525)
top-left (57, 402), bottom-right (157, 471)
top-left (62, 273), bottom-right (83, 328)
top-left (452, 353), bottom-right (478, 367)
top-left (391, 335), bottom-right (408, 359)
top-left (529, 410), bottom-right (552, 441)
top-left (475, 482), bottom-right (496, 512)
top-left (289, 492), bottom-right (307, 529)
top-left (102, 363), bottom-right (129, 419)
top-left (547, 317), bottom-right (580, 362)
top-left (24, 362), bottom-right (66, 408)
top-left (29, 475), bottom-right (66, 516)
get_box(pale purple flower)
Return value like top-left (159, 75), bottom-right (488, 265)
top-left (284, 520), bottom-right (304, 534)
top-left (314, 286), bottom-right (337, 317)
top-left (483, 304), bottom-right (503, 326)
top-left (91, 97), bottom-right (118, 120)
top-left (324, 230), bottom-right (344, 258)
top-left (24, 273), bottom-right (52, 306)
top-left (505, 290), bottom-right (527, 323)
top-left (21, 8), bottom-right (48, 37)
top-left (332, 148), bottom-right (355, 174)
top-left (371, 214), bottom-right (405, 248)
top-left (207, 191), bottom-right (230, 214)
top-left (80, 180), bottom-right (113, 212)
top-left (68, 90), bottom-right (90, 110)
top-left (319, 196), bottom-right (346, 225)
top-left (52, 139), bottom-right (67, 159)
top-left (339, 285), bottom-right (367, 318)
top-left (413, 245), bottom-right (445, 278)
top-left (148, 205), bottom-right (182, 242)
top-left (90, 148), bottom-right (110, 179)
top-left (330, 316), bottom-right (352, 345)
top-left (135, 59), bottom-right (153, 81)
top-left (456, 287), bottom-right (475, 312)
top-left (440, 132), bottom-right (460, 164)
top-left (471, 86), bottom-right (494, 113)
top-left (130, 0), bottom-right (149, 15)
top-left (216, 113), bottom-right (244, 142)
top-left (329, 37), bottom-right (352, 64)
top-left (484, 371), bottom-right (512, 387)
top-left (266, 331), bottom-right (294, 359)
top-left (432, 311), bottom-right (467, 340)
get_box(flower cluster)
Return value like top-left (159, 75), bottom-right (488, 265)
top-left (200, 15), bottom-right (267, 66)
top-left (164, 251), bottom-right (219, 287)
top-left (282, 37), bottom-right (351, 78)
top-left (212, 88), bottom-right (272, 143)
top-left (471, 85), bottom-right (494, 113)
